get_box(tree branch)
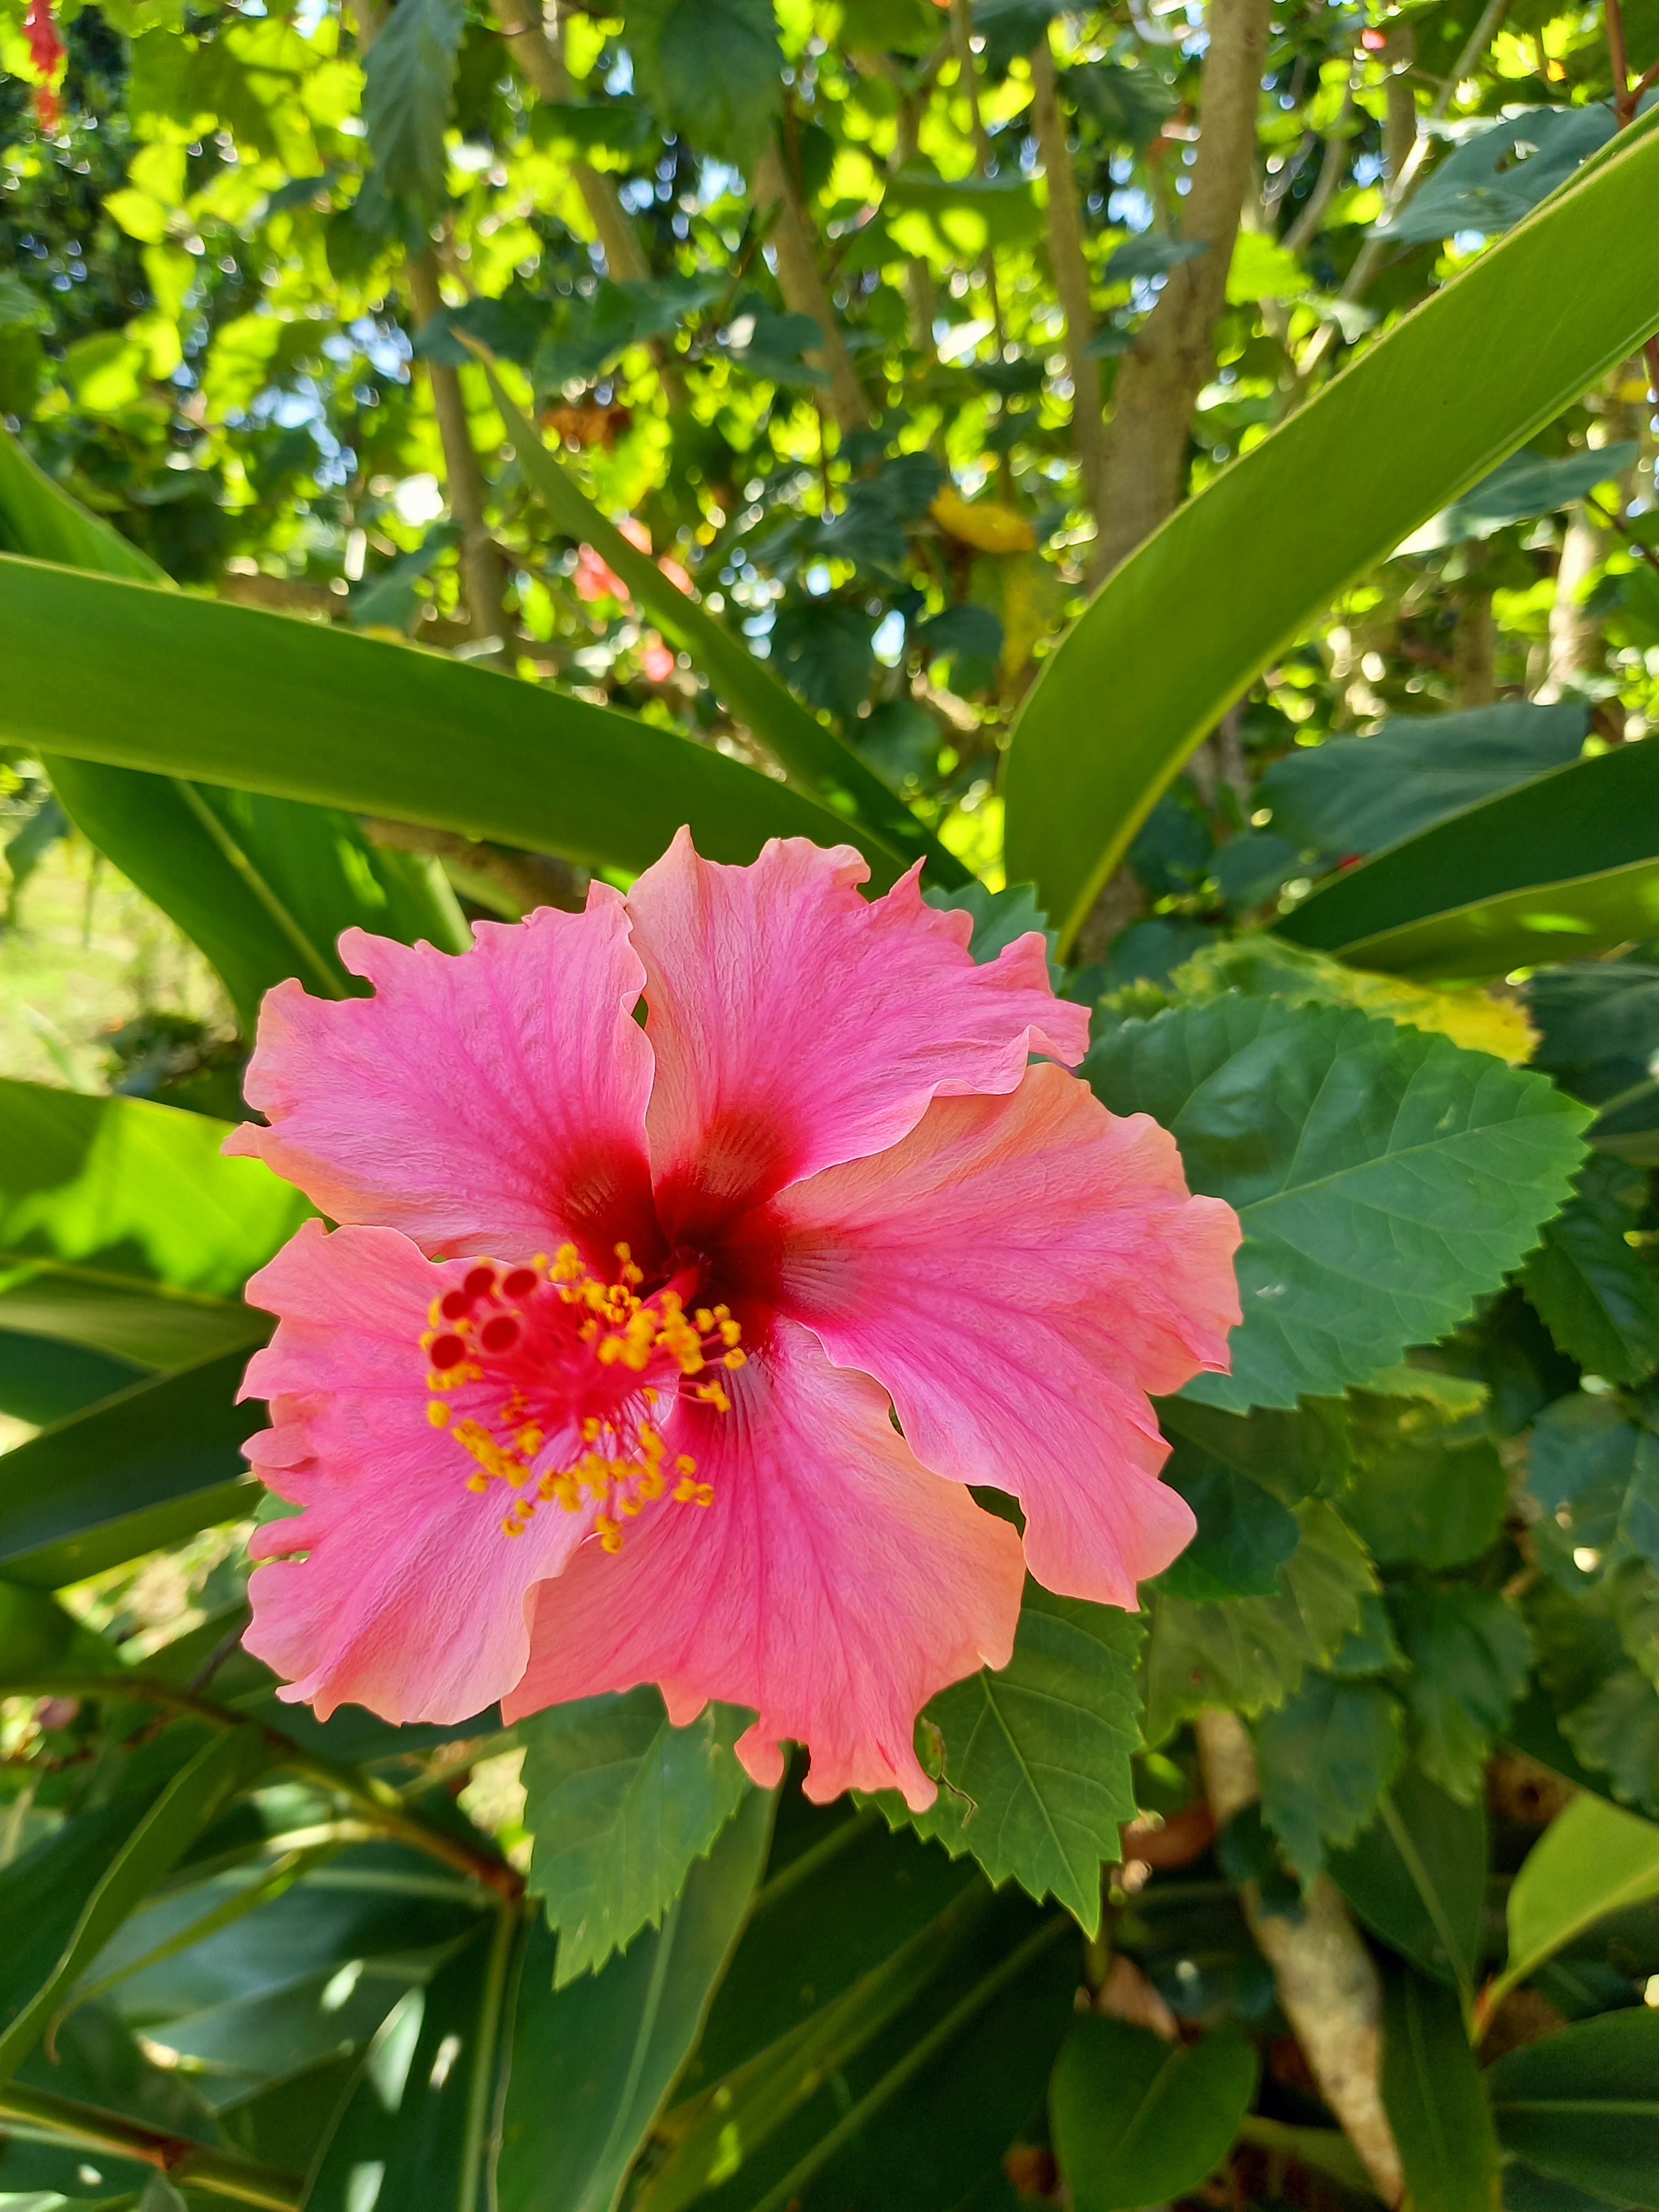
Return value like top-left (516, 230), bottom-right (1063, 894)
top-left (0, 2081), bottom-right (301, 2210)
top-left (753, 140), bottom-right (872, 437)
top-left (1093, 0), bottom-right (1275, 577)
top-left (1194, 1710), bottom-right (1404, 2204)
top-left (1030, 34), bottom-right (1107, 556)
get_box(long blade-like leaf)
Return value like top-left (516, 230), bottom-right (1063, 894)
top-left (0, 555), bottom-right (906, 884)
top-left (480, 361), bottom-right (965, 885)
top-left (1003, 105), bottom-right (1659, 952)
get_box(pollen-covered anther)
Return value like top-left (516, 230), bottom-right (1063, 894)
top-left (418, 1248), bottom-right (743, 1550)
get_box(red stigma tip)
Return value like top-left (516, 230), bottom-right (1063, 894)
top-left (440, 1288), bottom-right (472, 1320)
top-left (463, 1265), bottom-right (497, 1299)
top-left (430, 1333), bottom-right (467, 1370)
top-left (480, 1316), bottom-right (520, 1353)
top-left (502, 1267), bottom-right (539, 1298)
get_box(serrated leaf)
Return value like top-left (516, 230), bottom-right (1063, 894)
top-left (1156, 1459), bottom-right (1301, 1601)
top-left (362, 0), bottom-right (463, 214)
top-left (1144, 1500), bottom-right (1376, 1743)
top-left (1525, 1392), bottom-right (1659, 1592)
top-left (1523, 1155), bottom-right (1659, 1385)
top-left (1392, 1587), bottom-right (1532, 1802)
top-left (1342, 1389), bottom-right (1507, 1569)
top-left (1257, 1673), bottom-right (1405, 1884)
top-left (882, 1585), bottom-right (1142, 1932)
top-left (922, 880), bottom-right (1057, 968)
top-left (1084, 998), bottom-right (1590, 1412)
top-left (520, 1688), bottom-right (752, 1986)
top-left (1561, 1668), bottom-right (1659, 1816)
top-left (623, 0), bottom-right (781, 162)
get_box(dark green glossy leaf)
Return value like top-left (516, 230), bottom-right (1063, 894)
top-left (0, 556), bottom-right (912, 890)
top-left (1327, 1762), bottom-right (1488, 1993)
top-left (1380, 1965), bottom-right (1497, 2212)
top-left (1144, 1501), bottom-right (1375, 1741)
top-left (519, 1687), bottom-right (752, 1986)
top-left (0, 1079), bottom-right (304, 1365)
top-left (624, 0), bottom-right (781, 163)
top-left (1488, 2008), bottom-right (1659, 2209)
top-left (0, 1330), bottom-right (145, 1427)
top-left (1342, 1390), bottom-right (1507, 1569)
top-left (1156, 1459), bottom-right (1301, 1600)
top-left (1525, 1394), bottom-right (1659, 1594)
top-left (495, 1783), bottom-right (775, 2212)
top-left (1084, 998), bottom-right (1589, 1411)
top-left (888, 1585), bottom-right (1141, 1932)
top-left (1050, 2016), bottom-right (1258, 2212)
top-left (1276, 741), bottom-right (1659, 982)
top-left (1257, 1673), bottom-right (1404, 1883)
top-left (1392, 1587), bottom-right (1532, 1802)
top-left (1526, 960), bottom-right (1659, 1166)
top-left (307, 1907), bottom-right (509, 2212)
top-left (1397, 445), bottom-right (1638, 552)
top-left (1258, 702), bottom-right (1586, 862)
top-left (1523, 1156), bottom-right (1659, 1385)
top-left (1003, 106), bottom-right (1659, 948)
top-left (0, 1728), bottom-right (273, 2083)
top-left (1382, 106), bottom-right (1615, 247)
top-left (0, 1352), bottom-right (259, 1589)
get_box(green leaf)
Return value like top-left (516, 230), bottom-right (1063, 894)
top-left (1257, 1673), bottom-right (1405, 1883)
top-left (1327, 1761), bottom-right (1488, 1994)
top-left (48, 758), bottom-right (468, 1030)
top-left (0, 1329), bottom-right (144, 1426)
top-left (1498, 1791), bottom-right (1659, 2006)
top-left (1383, 107), bottom-right (1615, 247)
top-left (1156, 1393), bottom-right (1354, 1506)
top-left (307, 1907), bottom-right (510, 2212)
top-left (495, 1783), bottom-right (774, 2212)
top-left (1380, 1966), bottom-right (1498, 2212)
top-left (0, 1580), bottom-right (117, 1673)
top-left (1084, 998), bottom-right (1589, 1412)
top-left (1144, 1500), bottom-right (1376, 1741)
top-left (1258, 702), bottom-right (1587, 862)
top-left (1156, 1458), bottom-right (1302, 1600)
top-left (519, 1687), bottom-right (752, 1987)
top-left (1527, 959), bottom-right (1659, 1167)
top-left (623, 0), bottom-right (782, 162)
top-left (1342, 1390), bottom-right (1508, 1569)
top-left (1488, 2008), bottom-right (1659, 2210)
top-left (1002, 105), bottom-right (1659, 951)
top-left (669, 1899), bottom-right (1076, 2212)
top-left (687, 1810), bottom-right (982, 2093)
top-left (0, 1350), bottom-right (259, 1590)
top-left (885, 1584), bottom-right (1142, 1933)
top-left (0, 555), bottom-right (911, 889)
top-left (0, 1079), bottom-right (305, 1365)
top-left (362, 0), bottom-right (464, 213)
top-left (0, 425), bottom-right (466, 1029)
top-left (1522, 1156), bottom-right (1659, 1386)
top-left (482, 368), bottom-right (962, 888)
top-left (1561, 1667), bottom-right (1659, 1814)
top-left (1393, 1587), bottom-right (1532, 1802)
top-left (1049, 2016), bottom-right (1259, 2212)
top-left (1398, 444), bottom-right (1639, 552)
top-left (923, 879), bottom-right (1058, 968)
top-left (0, 1728), bottom-right (273, 2083)
top-left (637, 1881), bottom-right (988, 2212)
top-left (1276, 739), bottom-right (1659, 982)
top-left (1525, 1394), bottom-right (1659, 1593)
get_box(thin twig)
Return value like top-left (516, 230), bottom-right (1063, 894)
top-left (1586, 491), bottom-right (1659, 575)
top-left (0, 2080), bottom-right (301, 2210)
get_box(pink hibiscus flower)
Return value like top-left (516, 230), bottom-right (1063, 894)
top-left (227, 833), bottom-right (1240, 1807)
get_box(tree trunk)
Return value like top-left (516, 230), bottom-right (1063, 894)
top-left (1093, 0), bottom-right (1274, 577)
top-left (1194, 1711), bottom-right (1404, 2205)
top-left (405, 251), bottom-right (513, 657)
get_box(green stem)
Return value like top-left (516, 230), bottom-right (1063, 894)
top-left (0, 2080), bottom-right (301, 2209)
top-left (169, 778), bottom-right (348, 1000)
top-left (460, 1900), bottom-right (523, 2212)
top-left (1, 1673), bottom-right (523, 1901)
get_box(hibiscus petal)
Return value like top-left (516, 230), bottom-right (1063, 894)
top-left (626, 830), bottom-right (1088, 1240)
top-left (240, 1220), bottom-right (590, 1724)
top-left (226, 891), bottom-right (659, 1265)
top-left (746, 1063), bottom-right (1243, 1609)
top-left (501, 1317), bottom-right (1024, 1809)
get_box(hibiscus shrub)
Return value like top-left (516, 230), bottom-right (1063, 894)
top-left (4, 1), bottom-right (1659, 2209)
